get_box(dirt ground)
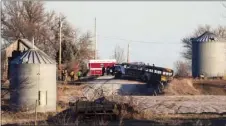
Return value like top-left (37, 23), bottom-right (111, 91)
top-left (58, 84), bottom-right (86, 103)
top-left (164, 79), bottom-right (226, 95)
top-left (112, 95), bottom-right (226, 114)
top-left (2, 77), bottom-right (226, 125)
top-left (193, 80), bottom-right (226, 95)
top-left (164, 79), bottom-right (201, 95)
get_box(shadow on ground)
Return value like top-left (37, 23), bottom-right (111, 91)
top-left (119, 84), bottom-right (166, 96)
top-left (2, 107), bottom-right (226, 126)
top-left (65, 76), bottom-right (99, 85)
top-left (66, 76), bottom-right (119, 85)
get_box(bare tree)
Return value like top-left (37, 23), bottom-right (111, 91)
top-left (1, 1), bottom-right (58, 57)
top-left (112, 45), bottom-right (126, 63)
top-left (223, 2), bottom-right (226, 15)
top-left (1, 1), bottom-right (94, 69)
top-left (174, 60), bottom-right (190, 78)
top-left (55, 31), bottom-right (94, 71)
top-left (2, 1), bottom-right (52, 41)
top-left (181, 25), bottom-right (226, 62)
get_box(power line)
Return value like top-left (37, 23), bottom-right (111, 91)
top-left (96, 35), bottom-right (180, 44)
top-left (63, 34), bottom-right (181, 44)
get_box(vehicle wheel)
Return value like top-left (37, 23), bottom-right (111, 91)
top-left (118, 73), bottom-right (122, 78)
top-left (140, 76), bottom-right (145, 82)
top-left (75, 115), bottom-right (82, 125)
top-left (157, 81), bottom-right (164, 93)
top-left (144, 76), bottom-right (149, 83)
top-left (116, 74), bottom-right (119, 78)
top-left (114, 73), bottom-right (118, 78)
top-left (115, 73), bottom-right (121, 79)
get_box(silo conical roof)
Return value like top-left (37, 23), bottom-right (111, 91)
top-left (11, 49), bottom-right (56, 64)
top-left (193, 31), bottom-right (218, 42)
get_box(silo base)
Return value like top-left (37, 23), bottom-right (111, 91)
top-left (224, 75), bottom-right (226, 80)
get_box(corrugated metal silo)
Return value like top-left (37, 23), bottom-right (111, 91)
top-left (192, 31), bottom-right (226, 78)
top-left (9, 49), bottom-right (56, 112)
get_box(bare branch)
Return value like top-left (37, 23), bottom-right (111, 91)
top-left (111, 45), bottom-right (126, 63)
top-left (1, 1), bottom-right (94, 73)
top-left (223, 2), bottom-right (226, 8)
top-left (174, 60), bottom-right (191, 78)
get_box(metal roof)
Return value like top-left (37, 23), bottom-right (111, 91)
top-left (89, 59), bottom-right (116, 63)
top-left (1, 39), bottom-right (39, 51)
top-left (11, 49), bottom-right (56, 64)
top-left (192, 31), bottom-right (219, 42)
top-left (19, 39), bottom-right (39, 49)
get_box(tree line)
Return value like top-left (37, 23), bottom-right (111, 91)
top-left (1, 1), bottom-right (94, 71)
top-left (2, 1), bottom-right (225, 75)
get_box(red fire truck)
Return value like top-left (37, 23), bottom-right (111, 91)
top-left (88, 59), bottom-right (117, 76)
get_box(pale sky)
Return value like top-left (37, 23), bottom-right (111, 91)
top-left (45, 1), bottom-right (226, 69)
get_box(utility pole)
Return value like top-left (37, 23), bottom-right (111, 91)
top-left (32, 37), bottom-right (35, 49)
top-left (127, 42), bottom-right (130, 63)
top-left (94, 17), bottom-right (97, 59)
top-left (59, 13), bottom-right (62, 78)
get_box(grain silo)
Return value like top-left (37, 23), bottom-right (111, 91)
top-left (9, 48), bottom-right (57, 112)
top-left (192, 31), bottom-right (226, 78)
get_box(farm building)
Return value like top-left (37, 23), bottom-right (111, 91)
top-left (1, 39), bottom-right (42, 81)
top-left (192, 31), bottom-right (226, 78)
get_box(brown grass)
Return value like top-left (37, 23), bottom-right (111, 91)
top-left (1, 84), bottom-right (86, 125)
top-left (2, 79), bottom-right (226, 125)
top-left (1, 111), bottom-right (55, 125)
top-left (164, 79), bottom-right (200, 95)
top-left (192, 80), bottom-right (226, 95)
top-left (134, 112), bottom-right (226, 122)
top-left (193, 80), bottom-right (226, 86)
top-left (57, 84), bottom-right (86, 103)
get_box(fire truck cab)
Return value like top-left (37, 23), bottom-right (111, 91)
top-left (88, 59), bottom-right (117, 76)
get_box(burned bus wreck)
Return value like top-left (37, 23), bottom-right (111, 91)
top-left (114, 63), bottom-right (174, 93)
